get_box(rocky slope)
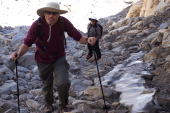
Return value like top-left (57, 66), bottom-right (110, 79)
top-left (0, 0), bottom-right (170, 113)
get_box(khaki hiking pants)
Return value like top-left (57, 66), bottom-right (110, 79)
top-left (37, 57), bottom-right (70, 107)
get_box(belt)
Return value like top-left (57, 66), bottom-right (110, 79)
top-left (37, 48), bottom-right (58, 55)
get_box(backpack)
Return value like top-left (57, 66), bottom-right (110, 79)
top-left (87, 23), bottom-right (103, 37)
top-left (98, 24), bottom-right (103, 36)
top-left (37, 16), bottom-right (66, 51)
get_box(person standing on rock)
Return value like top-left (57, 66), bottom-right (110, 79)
top-left (11, 2), bottom-right (96, 113)
top-left (86, 17), bottom-right (102, 61)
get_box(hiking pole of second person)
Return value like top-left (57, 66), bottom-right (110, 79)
top-left (93, 49), bottom-right (108, 113)
top-left (15, 54), bottom-right (20, 113)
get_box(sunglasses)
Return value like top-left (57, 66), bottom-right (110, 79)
top-left (45, 11), bottom-right (59, 15)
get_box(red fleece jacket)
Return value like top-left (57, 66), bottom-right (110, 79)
top-left (24, 16), bottom-right (82, 63)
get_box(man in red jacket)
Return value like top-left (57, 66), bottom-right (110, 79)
top-left (11, 2), bottom-right (96, 113)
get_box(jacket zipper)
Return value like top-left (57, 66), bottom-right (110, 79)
top-left (47, 25), bottom-right (52, 42)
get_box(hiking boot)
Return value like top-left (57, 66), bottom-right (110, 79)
top-left (58, 107), bottom-right (69, 113)
top-left (96, 58), bottom-right (101, 61)
top-left (43, 104), bottom-right (54, 113)
top-left (86, 55), bottom-right (92, 60)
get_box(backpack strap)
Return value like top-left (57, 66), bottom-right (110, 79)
top-left (59, 16), bottom-right (67, 50)
top-left (37, 17), bottom-right (47, 49)
top-left (97, 24), bottom-right (103, 36)
top-left (37, 17), bottom-right (42, 37)
top-left (95, 24), bottom-right (102, 39)
top-left (95, 28), bottom-right (97, 37)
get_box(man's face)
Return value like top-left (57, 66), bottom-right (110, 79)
top-left (44, 11), bottom-right (60, 26)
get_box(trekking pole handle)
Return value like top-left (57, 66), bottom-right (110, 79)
top-left (15, 54), bottom-right (18, 65)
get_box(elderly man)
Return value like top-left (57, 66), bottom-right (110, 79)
top-left (11, 2), bottom-right (96, 113)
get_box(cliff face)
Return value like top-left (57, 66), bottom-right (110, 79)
top-left (125, 0), bottom-right (170, 112)
top-left (126, 0), bottom-right (170, 18)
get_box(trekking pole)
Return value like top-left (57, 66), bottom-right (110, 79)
top-left (101, 42), bottom-right (107, 70)
top-left (93, 49), bottom-right (108, 113)
top-left (15, 55), bottom-right (20, 113)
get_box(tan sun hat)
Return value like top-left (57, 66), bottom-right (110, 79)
top-left (37, 2), bottom-right (68, 17)
top-left (89, 17), bottom-right (98, 22)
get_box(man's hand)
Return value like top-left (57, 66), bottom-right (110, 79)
top-left (79, 36), bottom-right (97, 45)
top-left (88, 37), bottom-right (97, 46)
top-left (11, 44), bottom-right (29, 60)
top-left (11, 52), bottom-right (20, 60)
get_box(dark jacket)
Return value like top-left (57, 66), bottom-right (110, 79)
top-left (24, 16), bottom-right (82, 63)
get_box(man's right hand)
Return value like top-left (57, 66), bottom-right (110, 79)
top-left (11, 44), bottom-right (29, 60)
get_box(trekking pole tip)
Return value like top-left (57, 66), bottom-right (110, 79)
top-left (102, 105), bottom-right (110, 109)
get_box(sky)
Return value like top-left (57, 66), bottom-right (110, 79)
top-left (0, 0), bottom-right (131, 32)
